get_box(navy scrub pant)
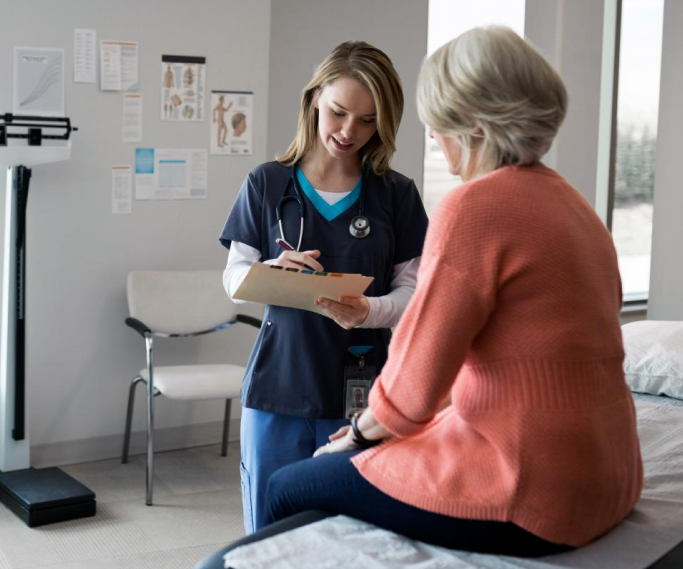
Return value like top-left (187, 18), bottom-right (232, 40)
top-left (264, 450), bottom-right (575, 557)
top-left (239, 407), bottom-right (348, 534)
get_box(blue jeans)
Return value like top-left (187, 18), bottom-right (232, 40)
top-left (264, 451), bottom-right (574, 557)
top-left (239, 407), bottom-right (348, 534)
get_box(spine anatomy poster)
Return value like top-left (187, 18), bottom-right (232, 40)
top-left (161, 55), bottom-right (206, 121)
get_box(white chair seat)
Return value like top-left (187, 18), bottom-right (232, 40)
top-left (139, 364), bottom-right (245, 401)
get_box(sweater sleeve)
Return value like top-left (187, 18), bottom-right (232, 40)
top-left (369, 183), bottom-right (499, 438)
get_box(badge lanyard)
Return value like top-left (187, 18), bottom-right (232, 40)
top-left (344, 346), bottom-right (376, 419)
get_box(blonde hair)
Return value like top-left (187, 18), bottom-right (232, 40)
top-left (278, 41), bottom-right (404, 175)
top-left (417, 26), bottom-right (567, 179)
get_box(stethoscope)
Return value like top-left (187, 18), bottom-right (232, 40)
top-left (275, 165), bottom-right (371, 251)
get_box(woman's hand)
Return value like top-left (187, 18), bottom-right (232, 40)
top-left (313, 425), bottom-right (358, 457)
top-left (316, 295), bottom-right (370, 329)
top-left (269, 249), bottom-right (324, 272)
top-left (314, 408), bottom-right (392, 457)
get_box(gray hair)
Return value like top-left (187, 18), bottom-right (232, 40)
top-left (417, 26), bottom-right (567, 179)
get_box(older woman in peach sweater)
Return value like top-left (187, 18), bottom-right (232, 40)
top-left (263, 26), bottom-right (643, 556)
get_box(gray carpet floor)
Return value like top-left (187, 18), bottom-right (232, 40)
top-left (0, 444), bottom-right (245, 569)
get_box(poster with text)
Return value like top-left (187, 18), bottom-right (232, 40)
top-left (210, 90), bottom-right (253, 155)
top-left (135, 148), bottom-right (207, 200)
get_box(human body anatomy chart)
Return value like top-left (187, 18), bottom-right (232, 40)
top-left (210, 90), bottom-right (253, 155)
top-left (161, 55), bottom-right (206, 121)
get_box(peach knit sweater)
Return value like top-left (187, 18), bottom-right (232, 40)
top-left (352, 164), bottom-right (643, 547)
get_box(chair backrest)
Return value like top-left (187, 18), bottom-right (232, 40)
top-left (127, 270), bottom-right (237, 335)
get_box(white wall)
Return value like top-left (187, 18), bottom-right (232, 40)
top-left (0, 0), bottom-right (431, 467)
top-left (525, 0), bottom-right (606, 205)
top-left (0, 0), bottom-right (270, 465)
top-left (647, 0), bottom-right (683, 321)
top-left (267, 0), bottom-right (429, 187)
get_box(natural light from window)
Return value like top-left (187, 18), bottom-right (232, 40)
top-left (611, 0), bottom-right (664, 301)
top-left (423, 0), bottom-right (525, 217)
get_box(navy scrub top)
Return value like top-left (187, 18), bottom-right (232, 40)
top-left (220, 161), bottom-right (428, 419)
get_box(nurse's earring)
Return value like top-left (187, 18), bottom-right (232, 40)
top-left (350, 216), bottom-right (370, 239)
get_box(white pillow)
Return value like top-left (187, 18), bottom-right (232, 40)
top-left (622, 320), bottom-right (683, 399)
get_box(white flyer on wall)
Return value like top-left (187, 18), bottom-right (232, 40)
top-left (161, 55), bottom-right (206, 121)
top-left (135, 148), bottom-right (207, 200)
top-left (123, 93), bottom-right (143, 142)
top-left (210, 91), bottom-right (253, 155)
top-left (112, 166), bottom-right (132, 214)
top-left (100, 41), bottom-right (139, 91)
top-left (13, 47), bottom-right (65, 116)
top-left (74, 29), bottom-right (97, 84)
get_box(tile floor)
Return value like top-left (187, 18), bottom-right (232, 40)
top-left (0, 444), bottom-right (244, 569)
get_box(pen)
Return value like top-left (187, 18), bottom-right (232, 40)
top-left (275, 238), bottom-right (295, 251)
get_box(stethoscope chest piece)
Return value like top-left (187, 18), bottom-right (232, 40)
top-left (350, 215), bottom-right (371, 239)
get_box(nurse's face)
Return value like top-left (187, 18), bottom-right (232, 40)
top-left (430, 130), bottom-right (464, 177)
top-left (315, 77), bottom-right (378, 161)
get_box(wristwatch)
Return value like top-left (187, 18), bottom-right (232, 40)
top-left (351, 411), bottom-right (382, 448)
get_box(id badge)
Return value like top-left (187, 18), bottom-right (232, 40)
top-left (344, 346), bottom-right (376, 419)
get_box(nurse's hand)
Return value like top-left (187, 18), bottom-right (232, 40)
top-left (315, 295), bottom-right (370, 329)
top-left (313, 426), bottom-right (358, 457)
top-left (270, 249), bottom-right (324, 272)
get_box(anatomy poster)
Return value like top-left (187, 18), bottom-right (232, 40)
top-left (210, 90), bottom-right (253, 155)
top-left (161, 55), bottom-right (205, 121)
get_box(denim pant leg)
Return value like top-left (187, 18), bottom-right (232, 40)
top-left (264, 451), bottom-right (573, 557)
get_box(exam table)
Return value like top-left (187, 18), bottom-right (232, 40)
top-left (195, 391), bottom-right (683, 569)
top-left (197, 322), bottom-right (683, 569)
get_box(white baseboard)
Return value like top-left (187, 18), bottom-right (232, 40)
top-left (30, 417), bottom-right (241, 468)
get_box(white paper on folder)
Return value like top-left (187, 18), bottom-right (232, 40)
top-left (233, 263), bottom-right (374, 315)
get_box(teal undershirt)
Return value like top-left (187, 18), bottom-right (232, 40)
top-left (296, 167), bottom-right (361, 222)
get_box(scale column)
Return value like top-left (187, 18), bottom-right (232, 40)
top-left (0, 165), bottom-right (30, 472)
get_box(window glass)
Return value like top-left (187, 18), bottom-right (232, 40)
top-left (611, 0), bottom-right (664, 301)
top-left (423, 0), bottom-right (525, 216)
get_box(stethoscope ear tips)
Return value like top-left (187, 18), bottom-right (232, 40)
top-left (349, 215), bottom-right (370, 239)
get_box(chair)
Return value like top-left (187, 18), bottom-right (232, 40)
top-left (121, 270), bottom-right (261, 506)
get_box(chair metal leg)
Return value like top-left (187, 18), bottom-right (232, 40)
top-left (221, 400), bottom-right (232, 457)
top-left (122, 376), bottom-right (145, 464)
top-left (145, 335), bottom-right (155, 506)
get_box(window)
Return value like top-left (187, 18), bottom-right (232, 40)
top-left (610, 0), bottom-right (664, 302)
top-left (423, 0), bottom-right (525, 216)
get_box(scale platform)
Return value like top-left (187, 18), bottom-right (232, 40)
top-left (0, 467), bottom-right (95, 527)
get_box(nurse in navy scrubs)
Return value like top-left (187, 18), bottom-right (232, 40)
top-left (219, 40), bottom-right (428, 534)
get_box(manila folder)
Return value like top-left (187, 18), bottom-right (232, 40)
top-left (233, 263), bottom-right (374, 316)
